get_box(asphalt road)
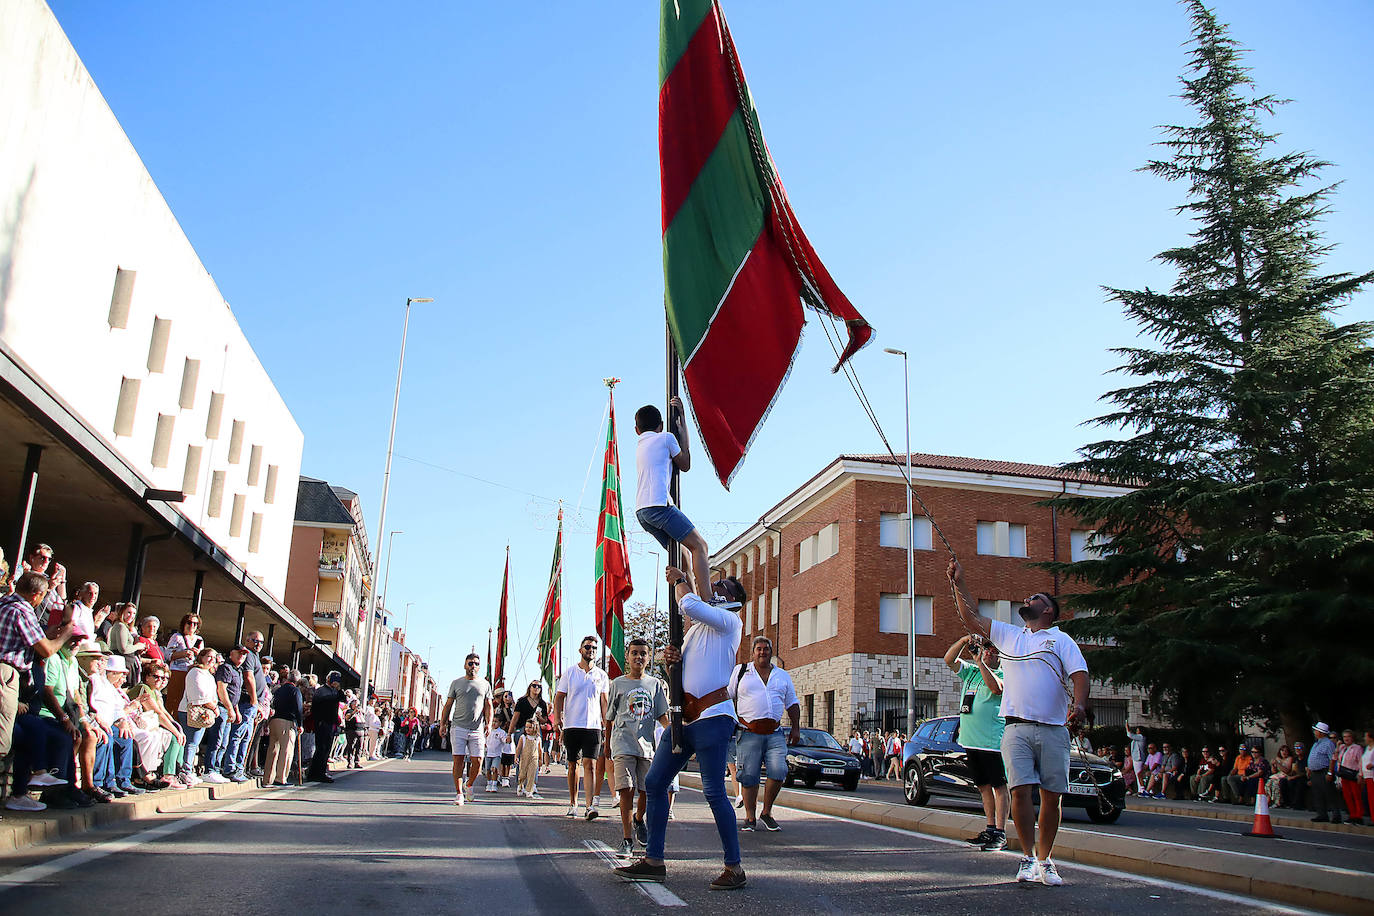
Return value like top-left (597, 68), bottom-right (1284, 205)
top-left (800, 775), bottom-right (1374, 874)
top-left (0, 756), bottom-right (1329, 915)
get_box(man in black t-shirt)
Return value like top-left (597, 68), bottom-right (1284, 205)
top-left (308, 672), bottom-right (344, 782)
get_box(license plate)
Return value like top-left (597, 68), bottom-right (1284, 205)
top-left (1067, 783), bottom-right (1097, 796)
top-left (822, 768), bottom-right (844, 776)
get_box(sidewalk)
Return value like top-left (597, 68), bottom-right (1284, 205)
top-left (1128, 793), bottom-right (1369, 836)
top-left (678, 773), bottom-right (1374, 915)
top-left (0, 758), bottom-right (382, 855)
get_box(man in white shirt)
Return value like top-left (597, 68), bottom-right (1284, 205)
top-left (553, 635), bottom-right (610, 820)
top-left (615, 566), bottom-right (747, 891)
top-left (729, 635), bottom-right (800, 832)
top-left (948, 559), bottom-right (1088, 888)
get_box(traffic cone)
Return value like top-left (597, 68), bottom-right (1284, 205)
top-left (1243, 791), bottom-right (1282, 838)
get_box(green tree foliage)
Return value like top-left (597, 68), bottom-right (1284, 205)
top-left (1048, 1), bottom-right (1374, 742)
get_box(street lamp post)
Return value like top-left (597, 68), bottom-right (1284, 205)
top-left (884, 347), bottom-right (916, 735)
top-left (359, 296), bottom-right (431, 704)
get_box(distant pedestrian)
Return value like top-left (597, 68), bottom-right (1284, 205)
top-left (307, 672), bottom-right (344, 783)
top-left (1336, 729), bottom-right (1365, 826)
top-left (1307, 723), bottom-right (1340, 823)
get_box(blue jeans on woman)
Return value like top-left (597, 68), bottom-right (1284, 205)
top-left (177, 711), bottom-right (207, 773)
top-left (645, 715), bottom-right (740, 865)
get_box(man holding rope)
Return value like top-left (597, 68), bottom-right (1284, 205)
top-left (615, 565), bottom-right (746, 890)
top-left (947, 559), bottom-right (1088, 886)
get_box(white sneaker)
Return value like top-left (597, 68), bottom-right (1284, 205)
top-left (516, 787), bottom-right (525, 797)
top-left (500, 777), bottom-right (509, 787)
top-left (454, 792), bottom-right (465, 806)
top-left (183, 772), bottom-right (203, 786)
top-left (27, 772), bottom-right (67, 788)
top-left (202, 772), bottom-right (230, 784)
top-left (1016, 856), bottom-right (1041, 883)
top-left (485, 782), bottom-right (496, 793)
top-left (1038, 860), bottom-right (1063, 886)
top-left (585, 804), bottom-right (600, 822)
top-left (529, 792), bottom-right (543, 800)
top-left (464, 787), bottom-right (475, 802)
top-left (566, 805), bottom-right (579, 818)
top-left (5, 795), bottom-right (46, 812)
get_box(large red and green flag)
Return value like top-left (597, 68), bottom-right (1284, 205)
top-left (537, 507), bottom-right (564, 691)
top-left (660, 0), bottom-right (873, 487)
top-left (494, 547), bottom-right (509, 689)
top-left (594, 390), bottom-right (633, 678)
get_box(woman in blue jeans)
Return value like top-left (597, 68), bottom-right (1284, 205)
top-left (615, 568), bottom-right (747, 891)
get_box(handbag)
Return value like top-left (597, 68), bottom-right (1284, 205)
top-left (188, 704), bottom-right (217, 729)
top-left (1337, 765), bottom-right (1359, 780)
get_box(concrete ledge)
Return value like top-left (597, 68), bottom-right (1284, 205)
top-left (677, 773), bottom-right (1374, 915)
top-left (1130, 796), bottom-right (1368, 836)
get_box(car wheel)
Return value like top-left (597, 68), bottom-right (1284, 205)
top-left (903, 763), bottom-right (929, 807)
top-left (1085, 802), bottom-right (1122, 824)
top-left (842, 775), bottom-right (859, 792)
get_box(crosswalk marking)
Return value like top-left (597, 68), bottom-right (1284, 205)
top-left (584, 838), bottom-right (686, 907)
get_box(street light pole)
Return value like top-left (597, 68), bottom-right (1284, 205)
top-left (359, 296), bottom-right (431, 704)
top-left (884, 347), bottom-right (916, 734)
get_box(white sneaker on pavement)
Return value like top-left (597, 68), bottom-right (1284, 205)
top-left (454, 792), bottom-right (465, 806)
top-left (464, 786), bottom-right (475, 802)
top-left (5, 795), bottom-right (46, 812)
top-left (566, 805), bottom-right (579, 818)
top-left (529, 792), bottom-right (543, 800)
top-left (27, 772), bottom-right (67, 788)
top-left (1016, 856), bottom-right (1040, 883)
top-left (202, 772), bottom-right (229, 784)
top-left (500, 777), bottom-right (509, 788)
top-left (1038, 860), bottom-right (1063, 886)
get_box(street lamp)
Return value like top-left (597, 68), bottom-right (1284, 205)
top-left (359, 296), bottom-right (432, 704)
top-left (884, 347), bottom-right (917, 735)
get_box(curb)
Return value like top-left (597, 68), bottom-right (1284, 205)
top-left (1127, 797), bottom-right (1368, 836)
top-left (677, 773), bottom-right (1374, 915)
top-left (0, 757), bottom-right (386, 855)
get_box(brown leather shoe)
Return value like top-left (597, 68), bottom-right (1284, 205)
top-left (710, 866), bottom-right (747, 890)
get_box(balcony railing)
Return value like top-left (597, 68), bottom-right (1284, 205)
top-left (313, 600), bottom-right (342, 626)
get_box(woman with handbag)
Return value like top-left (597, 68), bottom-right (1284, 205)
top-left (177, 648), bottom-right (219, 784)
top-left (265, 668), bottom-right (303, 786)
top-left (164, 614), bottom-right (205, 714)
top-left (128, 660), bottom-right (187, 789)
top-left (1336, 729), bottom-right (1366, 825)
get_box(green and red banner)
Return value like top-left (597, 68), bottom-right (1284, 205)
top-left (594, 391), bottom-right (633, 678)
top-left (660, 0), bottom-right (873, 487)
top-left (537, 508), bottom-right (564, 691)
top-left (494, 547), bottom-right (509, 689)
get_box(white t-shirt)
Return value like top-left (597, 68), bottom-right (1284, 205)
top-left (680, 592), bottom-right (741, 721)
top-left (556, 663), bottom-right (610, 730)
top-left (635, 430), bottom-right (681, 510)
top-left (486, 728), bottom-right (507, 757)
top-left (988, 620), bottom-right (1088, 727)
top-left (848, 736), bottom-right (863, 755)
top-left (728, 662), bottom-right (798, 724)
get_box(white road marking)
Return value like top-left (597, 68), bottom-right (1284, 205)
top-left (584, 838), bottom-right (686, 907)
top-left (1195, 827), bottom-right (1341, 851)
top-left (679, 786), bottom-right (1322, 915)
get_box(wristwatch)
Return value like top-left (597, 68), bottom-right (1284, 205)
top-left (673, 577), bottom-right (687, 587)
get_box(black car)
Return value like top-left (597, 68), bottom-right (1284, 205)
top-left (771, 728), bottom-right (862, 791)
top-left (900, 716), bottom-right (1127, 823)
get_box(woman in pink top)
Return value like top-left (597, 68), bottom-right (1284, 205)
top-left (1336, 730), bottom-right (1365, 825)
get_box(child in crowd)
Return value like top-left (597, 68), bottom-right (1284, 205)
top-left (500, 721), bottom-right (516, 788)
top-left (484, 724), bottom-right (507, 792)
top-left (634, 397), bottom-right (710, 598)
top-left (517, 719), bottom-right (542, 799)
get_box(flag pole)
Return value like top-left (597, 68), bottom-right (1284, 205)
top-left (666, 325), bottom-right (686, 753)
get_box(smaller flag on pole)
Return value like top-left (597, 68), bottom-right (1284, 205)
top-left (495, 547), bottom-right (509, 689)
top-left (538, 506), bottom-right (564, 691)
top-left (595, 380), bottom-right (634, 678)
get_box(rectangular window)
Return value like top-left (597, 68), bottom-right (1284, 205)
top-left (151, 414), bottom-right (175, 468)
top-left (147, 317), bottom-right (172, 373)
top-left (178, 358), bottom-right (201, 410)
top-left (744, 599), bottom-right (753, 633)
top-left (823, 690), bottom-right (835, 734)
top-left (875, 688), bottom-right (909, 733)
top-left (879, 513), bottom-right (933, 550)
top-left (182, 445), bottom-right (203, 496)
top-left (744, 550), bottom-right (752, 573)
top-left (247, 444), bottom-right (263, 486)
top-left (770, 587), bottom-right (779, 625)
top-left (976, 521), bottom-right (1027, 557)
top-left (797, 607), bottom-right (815, 647)
top-left (913, 690), bottom-right (940, 722)
top-left (821, 599), bottom-right (839, 641)
top-left (229, 494), bottom-right (246, 537)
top-left (264, 464), bottom-right (279, 504)
top-left (798, 538), bottom-right (815, 572)
top-left (113, 377), bottom-right (140, 437)
top-left (205, 392), bottom-right (224, 439)
top-left (1093, 698), bottom-right (1128, 729)
top-left (772, 535), bottom-right (780, 557)
top-left (879, 594), bottom-right (932, 635)
top-left (805, 695), bottom-right (814, 728)
top-left (797, 522), bottom-right (839, 573)
top-left (108, 268), bottom-right (136, 329)
top-left (248, 512), bottom-right (264, 553)
top-left (207, 471), bottom-right (226, 518)
top-left (227, 420), bottom-right (245, 464)
top-left (1071, 529), bottom-right (1104, 562)
top-left (978, 599), bottom-right (1013, 623)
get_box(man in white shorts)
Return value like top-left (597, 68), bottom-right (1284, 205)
top-left (948, 560), bottom-right (1088, 887)
top-left (440, 653), bottom-right (493, 806)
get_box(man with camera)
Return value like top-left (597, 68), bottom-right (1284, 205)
top-left (943, 633), bottom-right (1009, 851)
top-left (947, 559), bottom-right (1088, 887)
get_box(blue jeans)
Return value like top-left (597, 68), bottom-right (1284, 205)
top-left (224, 709), bottom-right (254, 774)
top-left (645, 715), bottom-right (740, 865)
top-left (92, 737), bottom-right (114, 788)
top-left (210, 708), bottom-right (235, 772)
top-left (177, 711), bottom-right (207, 773)
top-left (735, 729), bottom-right (788, 787)
top-left (109, 733), bottom-right (134, 785)
top-left (12, 714), bottom-right (73, 792)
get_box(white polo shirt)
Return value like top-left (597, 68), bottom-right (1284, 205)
top-left (988, 620), bottom-right (1088, 726)
top-left (728, 662), bottom-right (798, 725)
top-left (680, 592), bottom-right (741, 722)
top-left (556, 662), bottom-right (610, 730)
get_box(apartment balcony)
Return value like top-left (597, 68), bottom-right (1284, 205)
top-left (313, 600), bottom-right (342, 627)
top-left (319, 555), bottom-right (346, 579)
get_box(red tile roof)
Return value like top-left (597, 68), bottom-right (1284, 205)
top-left (839, 452), bottom-right (1117, 485)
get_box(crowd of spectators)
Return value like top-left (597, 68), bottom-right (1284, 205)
top-left (1098, 722), bottom-right (1374, 825)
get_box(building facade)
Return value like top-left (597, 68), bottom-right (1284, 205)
top-left (713, 453), bottom-right (1152, 738)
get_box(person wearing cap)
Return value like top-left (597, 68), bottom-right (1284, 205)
top-left (1307, 722), bottom-right (1340, 823)
top-left (615, 566), bottom-right (747, 891)
top-left (87, 653), bottom-right (141, 797)
top-left (36, 608), bottom-right (98, 808)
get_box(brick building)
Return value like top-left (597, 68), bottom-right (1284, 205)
top-left (711, 453), bottom-right (1150, 737)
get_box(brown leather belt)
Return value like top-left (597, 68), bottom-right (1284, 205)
top-left (741, 717), bottom-right (781, 735)
top-left (684, 686), bottom-right (731, 723)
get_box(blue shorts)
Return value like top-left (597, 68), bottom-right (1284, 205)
top-left (735, 729), bottom-right (788, 787)
top-left (636, 506), bottom-right (696, 551)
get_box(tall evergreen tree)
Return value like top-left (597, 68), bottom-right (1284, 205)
top-left (1049, 1), bottom-right (1374, 743)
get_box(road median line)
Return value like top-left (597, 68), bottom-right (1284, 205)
top-left (676, 772), bottom-right (1372, 915)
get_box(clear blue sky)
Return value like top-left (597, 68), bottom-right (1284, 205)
top-left (48, 1), bottom-right (1373, 689)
